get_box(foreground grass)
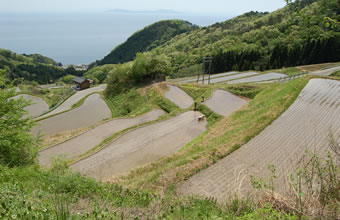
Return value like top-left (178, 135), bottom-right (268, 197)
top-left (0, 164), bottom-right (298, 219)
top-left (113, 77), bottom-right (309, 193)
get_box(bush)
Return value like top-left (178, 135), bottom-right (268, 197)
top-left (0, 84), bottom-right (39, 167)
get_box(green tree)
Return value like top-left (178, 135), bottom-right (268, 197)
top-left (0, 70), bottom-right (39, 167)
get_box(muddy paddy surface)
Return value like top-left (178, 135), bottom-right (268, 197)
top-left (204, 90), bottom-right (248, 116)
top-left (164, 85), bottom-right (194, 109)
top-left (32, 94), bottom-right (111, 138)
top-left (178, 79), bottom-right (340, 203)
top-left (72, 111), bottom-right (207, 181)
top-left (228, 72), bottom-right (287, 84)
top-left (39, 109), bottom-right (164, 167)
top-left (11, 94), bottom-right (49, 118)
top-left (37, 84), bottom-right (106, 119)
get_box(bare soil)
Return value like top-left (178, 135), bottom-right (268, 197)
top-left (39, 109), bottom-right (164, 167)
top-left (71, 111), bottom-right (207, 181)
top-left (204, 90), bottom-right (248, 116)
top-left (177, 79), bottom-right (340, 203)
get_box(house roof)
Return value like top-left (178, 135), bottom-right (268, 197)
top-left (73, 77), bottom-right (87, 84)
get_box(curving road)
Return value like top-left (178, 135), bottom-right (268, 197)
top-left (178, 79), bottom-right (340, 203)
top-left (72, 111), bottom-right (207, 181)
top-left (39, 109), bottom-right (164, 167)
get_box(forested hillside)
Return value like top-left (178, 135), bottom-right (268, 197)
top-left (98, 20), bottom-right (198, 65)
top-left (152, 0), bottom-right (339, 77)
top-left (0, 49), bottom-right (82, 84)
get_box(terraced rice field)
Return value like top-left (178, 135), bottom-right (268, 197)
top-left (72, 111), bottom-right (207, 181)
top-left (310, 66), bottom-right (340, 76)
top-left (37, 84), bottom-right (106, 119)
top-left (180, 71), bottom-right (239, 83)
top-left (228, 72), bottom-right (287, 84)
top-left (204, 90), bottom-right (248, 116)
top-left (11, 94), bottom-right (49, 118)
top-left (204, 72), bottom-right (259, 84)
top-left (31, 94), bottom-right (111, 137)
top-left (39, 109), bottom-right (164, 167)
top-left (164, 85), bottom-right (194, 109)
top-left (178, 79), bottom-right (340, 203)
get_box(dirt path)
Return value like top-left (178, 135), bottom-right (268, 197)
top-left (310, 66), bottom-right (340, 76)
top-left (178, 79), bottom-right (340, 203)
top-left (228, 72), bottom-right (287, 84)
top-left (39, 109), bottom-right (165, 167)
top-left (164, 85), bottom-right (194, 109)
top-left (31, 93), bottom-right (111, 138)
top-left (11, 94), bottom-right (49, 118)
top-left (72, 111), bottom-right (207, 181)
top-left (37, 84), bottom-right (106, 119)
top-left (204, 90), bottom-right (248, 116)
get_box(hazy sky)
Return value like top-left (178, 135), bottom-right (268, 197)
top-left (1, 0), bottom-right (286, 15)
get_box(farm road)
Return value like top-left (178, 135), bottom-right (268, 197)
top-left (164, 85), bottom-right (194, 109)
top-left (178, 79), bottom-right (340, 203)
top-left (37, 84), bottom-right (106, 119)
top-left (11, 94), bottom-right (49, 118)
top-left (72, 111), bottom-right (207, 181)
top-left (310, 66), bottom-right (340, 76)
top-left (204, 90), bottom-right (247, 116)
top-left (39, 109), bottom-right (164, 167)
top-left (31, 93), bottom-right (111, 137)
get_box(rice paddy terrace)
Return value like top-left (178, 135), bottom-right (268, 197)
top-left (177, 78), bottom-right (340, 203)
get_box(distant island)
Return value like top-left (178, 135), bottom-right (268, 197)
top-left (106, 9), bottom-right (182, 14)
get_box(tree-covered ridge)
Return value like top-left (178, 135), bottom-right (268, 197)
top-left (154, 0), bottom-right (339, 76)
top-left (0, 49), bottom-right (83, 84)
top-left (98, 19), bottom-right (198, 65)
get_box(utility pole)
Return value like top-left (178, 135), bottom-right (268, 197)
top-left (204, 56), bottom-right (212, 84)
top-left (197, 56), bottom-right (212, 84)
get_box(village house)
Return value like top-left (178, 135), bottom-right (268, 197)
top-left (73, 77), bottom-right (91, 90)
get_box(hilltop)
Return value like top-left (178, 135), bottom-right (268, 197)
top-left (98, 19), bottom-right (198, 65)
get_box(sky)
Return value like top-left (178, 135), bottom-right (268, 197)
top-left (1, 0), bottom-right (286, 15)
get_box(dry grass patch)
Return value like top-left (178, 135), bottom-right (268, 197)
top-left (41, 127), bottom-right (90, 150)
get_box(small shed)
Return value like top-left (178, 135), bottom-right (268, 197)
top-left (73, 77), bottom-right (90, 90)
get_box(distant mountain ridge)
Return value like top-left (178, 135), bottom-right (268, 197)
top-left (106, 9), bottom-right (181, 14)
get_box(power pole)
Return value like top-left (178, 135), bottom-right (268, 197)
top-left (204, 56), bottom-right (212, 84)
top-left (197, 56), bottom-right (213, 84)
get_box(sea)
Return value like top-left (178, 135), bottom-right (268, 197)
top-left (0, 12), bottom-right (232, 65)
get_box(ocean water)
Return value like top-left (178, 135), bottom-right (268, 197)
top-left (0, 12), bottom-right (231, 65)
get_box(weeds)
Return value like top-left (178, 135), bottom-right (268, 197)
top-left (250, 137), bottom-right (340, 219)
